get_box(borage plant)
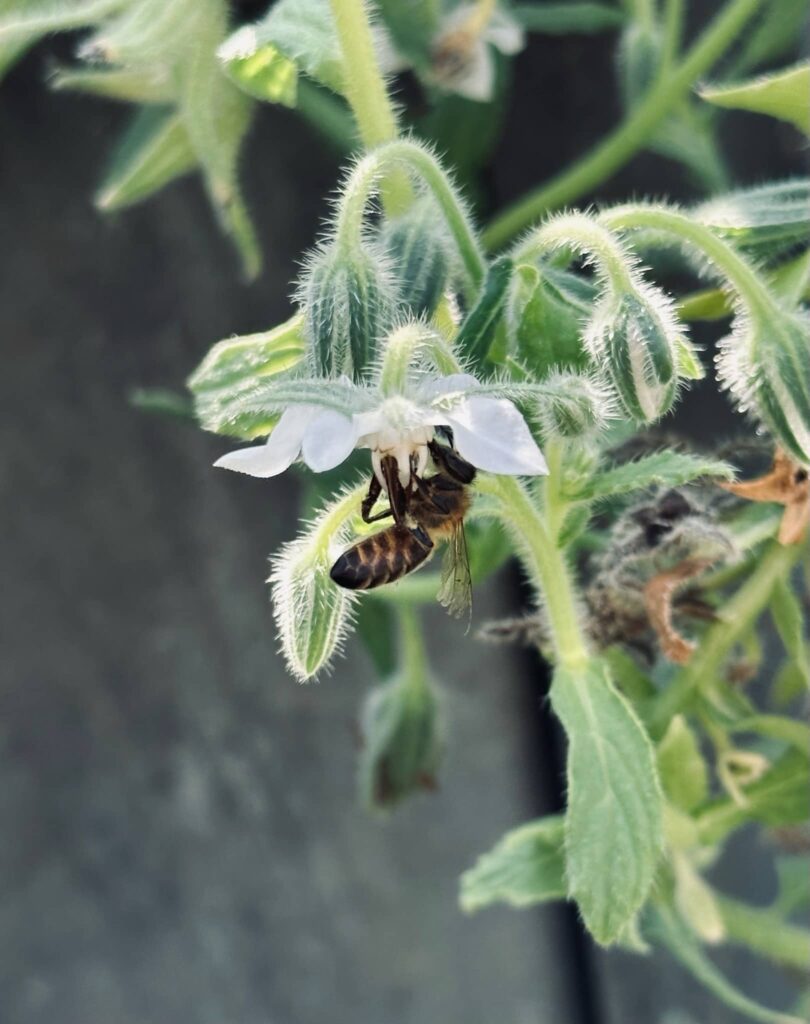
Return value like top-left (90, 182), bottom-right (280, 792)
top-left (8, 0), bottom-right (808, 1019)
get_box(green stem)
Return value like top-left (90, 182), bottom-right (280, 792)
top-left (659, 0), bottom-right (684, 74)
top-left (483, 0), bottom-right (761, 249)
top-left (328, 0), bottom-right (410, 212)
top-left (648, 541), bottom-right (799, 736)
top-left (398, 605), bottom-right (429, 695)
top-left (334, 140), bottom-right (486, 297)
top-left (378, 323), bottom-right (461, 394)
top-left (513, 213), bottom-right (637, 291)
top-left (600, 204), bottom-right (780, 320)
top-left (717, 895), bottom-right (810, 973)
top-left (479, 475), bottom-right (590, 669)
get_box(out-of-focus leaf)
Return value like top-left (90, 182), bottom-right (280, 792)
top-left (700, 62), bottom-right (810, 134)
top-left (769, 576), bottom-right (810, 690)
top-left (218, 24), bottom-right (298, 106)
top-left (188, 314), bottom-right (305, 393)
top-left (732, 715), bottom-right (810, 753)
top-left (673, 853), bottom-right (725, 943)
top-left (129, 387), bottom-right (195, 421)
top-left (460, 816), bottom-right (566, 912)
top-left (96, 106), bottom-right (197, 211)
top-left (551, 657), bottom-right (663, 945)
top-left (729, 0), bottom-right (809, 79)
top-left (648, 105), bottom-right (728, 193)
top-left (566, 451), bottom-right (734, 501)
top-left (650, 905), bottom-right (804, 1024)
top-left (512, 2), bottom-right (624, 33)
top-left (774, 855), bottom-right (810, 917)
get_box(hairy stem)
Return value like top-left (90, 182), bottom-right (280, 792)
top-left (483, 0), bottom-right (761, 249)
top-left (514, 213), bottom-right (637, 291)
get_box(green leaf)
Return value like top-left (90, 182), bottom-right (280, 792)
top-left (95, 107), bottom-right (197, 211)
top-left (657, 716), bottom-right (709, 813)
top-left (512, 2), bottom-right (624, 34)
top-left (650, 904), bottom-right (804, 1024)
top-left (188, 313), bottom-right (305, 394)
top-left (694, 180), bottom-right (810, 255)
top-left (729, 0), bottom-right (809, 77)
top-left (460, 816), bottom-right (567, 912)
top-left (676, 336), bottom-right (706, 380)
top-left (550, 657), bottom-right (663, 945)
top-left (602, 646), bottom-right (656, 703)
top-left (700, 62), bottom-right (810, 134)
top-left (567, 451), bottom-right (735, 502)
top-left (672, 853), bottom-right (725, 943)
top-left (774, 855), bottom-right (810, 917)
top-left (219, 0), bottom-right (343, 104)
top-left (770, 576), bottom-right (810, 690)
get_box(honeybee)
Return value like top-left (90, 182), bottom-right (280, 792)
top-left (330, 435), bottom-right (476, 617)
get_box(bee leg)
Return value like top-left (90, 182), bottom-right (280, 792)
top-left (361, 473), bottom-right (395, 524)
top-left (379, 454), bottom-right (409, 525)
top-left (428, 439), bottom-right (476, 485)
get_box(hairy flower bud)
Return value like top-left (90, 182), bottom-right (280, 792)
top-left (379, 196), bottom-right (454, 318)
top-left (585, 282), bottom-right (680, 423)
top-left (617, 20), bottom-right (663, 111)
top-left (357, 671), bottom-right (443, 811)
top-left (268, 491), bottom-right (360, 681)
top-left (717, 310), bottom-right (810, 463)
top-left (299, 242), bottom-right (399, 380)
top-left (505, 263), bottom-right (593, 377)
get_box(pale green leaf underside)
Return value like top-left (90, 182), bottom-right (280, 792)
top-left (568, 451), bottom-right (735, 501)
top-left (460, 816), bottom-right (566, 912)
top-left (551, 658), bottom-right (663, 945)
top-left (700, 62), bottom-right (810, 134)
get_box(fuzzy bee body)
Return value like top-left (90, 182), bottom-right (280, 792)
top-left (330, 439), bottom-right (476, 615)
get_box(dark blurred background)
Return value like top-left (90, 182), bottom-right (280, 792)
top-left (0, 4), bottom-right (806, 1022)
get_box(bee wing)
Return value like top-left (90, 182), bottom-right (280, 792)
top-left (437, 521), bottom-right (473, 619)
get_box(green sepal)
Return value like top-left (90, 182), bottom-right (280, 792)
top-left (379, 197), bottom-right (453, 318)
top-left (456, 256), bottom-right (513, 369)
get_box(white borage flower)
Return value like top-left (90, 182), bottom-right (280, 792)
top-left (213, 368), bottom-right (549, 485)
top-left (377, 3), bottom-right (525, 104)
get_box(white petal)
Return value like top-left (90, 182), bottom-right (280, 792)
top-left (213, 405), bottom-right (311, 477)
top-left (417, 373), bottom-right (481, 402)
top-left (443, 396), bottom-right (548, 475)
top-left (301, 409), bottom-right (358, 472)
top-left (486, 10), bottom-right (525, 55)
top-left (352, 408), bottom-right (387, 444)
top-left (451, 43), bottom-right (495, 102)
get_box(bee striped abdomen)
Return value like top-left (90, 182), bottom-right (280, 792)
top-left (330, 525), bottom-right (434, 591)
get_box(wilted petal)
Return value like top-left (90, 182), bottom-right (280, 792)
top-left (452, 42), bottom-right (495, 102)
top-left (301, 409), bottom-right (358, 472)
top-left (486, 9), bottom-right (525, 54)
top-left (214, 405), bottom-right (312, 477)
top-left (444, 396), bottom-right (548, 475)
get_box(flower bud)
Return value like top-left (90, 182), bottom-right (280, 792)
top-left (585, 282), bottom-right (680, 423)
top-left (505, 263), bottom-right (593, 378)
top-left (268, 492), bottom-right (359, 681)
top-left (299, 241), bottom-right (399, 380)
top-left (532, 371), bottom-right (615, 439)
top-left (617, 20), bottom-right (663, 111)
top-left (379, 196), bottom-right (454, 318)
top-left (717, 310), bottom-right (810, 463)
top-left (358, 672), bottom-right (443, 811)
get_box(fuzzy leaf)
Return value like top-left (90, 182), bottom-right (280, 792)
top-left (567, 451), bottom-right (735, 501)
top-left (512, 2), bottom-right (624, 33)
top-left (700, 62), bottom-right (810, 134)
top-left (188, 314), bottom-right (305, 394)
top-left (96, 106), bottom-right (197, 211)
top-left (657, 716), bottom-right (709, 813)
top-left (457, 257), bottom-right (514, 368)
top-left (460, 816), bottom-right (567, 912)
top-left (220, 0), bottom-right (343, 104)
top-left (694, 180), bottom-right (810, 255)
top-left (550, 657), bottom-right (663, 945)
top-left (650, 905), bottom-right (803, 1024)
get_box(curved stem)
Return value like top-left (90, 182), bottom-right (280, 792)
top-left (483, 0), bottom-right (762, 250)
top-left (378, 323), bottom-right (461, 395)
top-left (478, 474), bottom-right (590, 669)
top-left (514, 213), bottom-right (637, 292)
top-left (335, 140), bottom-right (486, 296)
top-left (599, 204), bottom-right (780, 320)
top-left (328, 0), bottom-right (410, 213)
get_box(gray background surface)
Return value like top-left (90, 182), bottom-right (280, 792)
top-left (0, 6), bottom-right (805, 1023)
